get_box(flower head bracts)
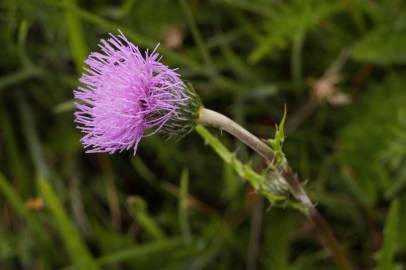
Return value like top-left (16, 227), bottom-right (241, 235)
top-left (74, 31), bottom-right (193, 154)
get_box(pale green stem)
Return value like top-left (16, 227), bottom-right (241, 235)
top-left (197, 107), bottom-right (353, 270)
top-left (198, 108), bottom-right (275, 162)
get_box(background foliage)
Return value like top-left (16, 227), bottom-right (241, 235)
top-left (1, 0), bottom-right (406, 269)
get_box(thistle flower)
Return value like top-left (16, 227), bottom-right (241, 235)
top-left (74, 31), bottom-right (201, 154)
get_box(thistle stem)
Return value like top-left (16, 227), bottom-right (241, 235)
top-left (198, 108), bottom-right (275, 162)
top-left (198, 107), bottom-right (352, 270)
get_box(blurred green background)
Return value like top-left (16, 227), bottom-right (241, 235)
top-left (1, 0), bottom-right (406, 269)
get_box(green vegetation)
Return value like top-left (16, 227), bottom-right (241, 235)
top-left (1, 0), bottom-right (406, 269)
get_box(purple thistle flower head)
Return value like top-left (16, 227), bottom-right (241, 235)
top-left (74, 31), bottom-right (201, 154)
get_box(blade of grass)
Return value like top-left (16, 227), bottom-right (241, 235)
top-left (17, 92), bottom-right (49, 180)
top-left (212, 0), bottom-right (271, 16)
top-left (0, 171), bottom-right (53, 266)
top-left (119, 0), bottom-right (137, 18)
top-left (341, 167), bottom-right (372, 207)
top-left (17, 93), bottom-right (99, 270)
top-left (0, 105), bottom-right (29, 187)
top-left (43, 0), bottom-right (205, 75)
top-left (131, 157), bottom-right (216, 216)
top-left (131, 157), bottom-right (159, 186)
top-left (127, 196), bottom-right (165, 241)
top-left (190, 239), bottom-right (224, 270)
top-left (291, 31), bottom-right (305, 91)
top-left (179, 0), bottom-right (216, 76)
top-left (0, 68), bottom-right (42, 91)
top-left (64, 0), bottom-right (88, 72)
top-left (97, 154), bottom-right (121, 230)
top-left (0, 172), bottom-right (42, 235)
top-left (96, 238), bottom-right (184, 266)
top-left (375, 199), bottom-right (400, 270)
top-left (385, 165), bottom-right (406, 199)
top-left (38, 177), bottom-right (99, 270)
top-left (42, 0), bottom-right (245, 93)
top-left (179, 169), bottom-right (192, 242)
top-left (17, 19), bottom-right (31, 66)
top-left (54, 99), bottom-right (75, 114)
top-left (218, 34), bottom-right (259, 83)
top-left (228, 8), bottom-right (261, 42)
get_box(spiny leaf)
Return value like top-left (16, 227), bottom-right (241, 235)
top-left (195, 125), bottom-right (287, 202)
top-left (268, 106), bottom-right (287, 169)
